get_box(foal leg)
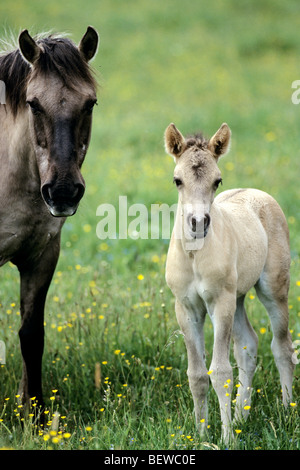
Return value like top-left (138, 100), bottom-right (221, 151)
top-left (208, 290), bottom-right (236, 443)
top-left (17, 235), bottom-right (60, 409)
top-left (254, 217), bottom-right (295, 405)
top-left (175, 298), bottom-right (209, 437)
top-left (255, 274), bottom-right (295, 405)
top-left (232, 295), bottom-right (258, 421)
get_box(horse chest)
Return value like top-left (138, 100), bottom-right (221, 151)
top-left (0, 200), bottom-right (63, 265)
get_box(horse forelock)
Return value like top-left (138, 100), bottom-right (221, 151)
top-left (33, 35), bottom-right (97, 89)
top-left (0, 32), bottom-right (96, 117)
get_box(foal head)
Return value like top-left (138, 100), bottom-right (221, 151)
top-left (165, 122), bottom-right (231, 240)
top-left (18, 27), bottom-right (98, 217)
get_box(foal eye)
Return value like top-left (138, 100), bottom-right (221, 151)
top-left (173, 177), bottom-right (183, 188)
top-left (214, 178), bottom-right (223, 189)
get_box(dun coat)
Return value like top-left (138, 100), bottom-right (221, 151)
top-left (0, 27), bottom-right (98, 410)
top-left (164, 122), bottom-right (295, 442)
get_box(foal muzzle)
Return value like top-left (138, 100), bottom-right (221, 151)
top-left (187, 212), bottom-right (211, 239)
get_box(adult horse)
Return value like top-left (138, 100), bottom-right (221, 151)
top-left (0, 27), bottom-right (98, 410)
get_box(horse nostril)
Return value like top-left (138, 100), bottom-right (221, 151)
top-left (204, 213), bottom-right (211, 230)
top-left (189, 213), bottom-right (211, 233)
top-left (191, 216), bottom-right (197, 232)
top-left (41, 181), bottom-right (85, 210)
top-left (41, 183), bottom-right (52, 203)
top-left (74, 183), bottom-right (85, 202)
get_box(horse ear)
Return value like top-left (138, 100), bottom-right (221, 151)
top-left (78, 26), bottom-right (99, 62)
top-left (208, 123), bottom-right (231, 159)
top-left (19, 30), bottom-right (41, 64)
top-left (164, 123), bottom-right (186, 159)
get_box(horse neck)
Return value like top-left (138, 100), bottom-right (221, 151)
top-left (0, 106), bottom-right (38, 181)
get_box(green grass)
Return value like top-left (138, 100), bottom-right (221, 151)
top-left (0, 0), bottom-right (299, 450)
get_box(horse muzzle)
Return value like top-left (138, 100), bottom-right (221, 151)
top-left (41, 180), bottom-right (85, 217)
top-left (188, 213), bottom-right (211, 239)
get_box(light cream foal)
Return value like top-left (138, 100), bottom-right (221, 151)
top-left (164, 122), bottom-right (295, 443)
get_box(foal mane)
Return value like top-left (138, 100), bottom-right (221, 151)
top-left (185, 133), bottom-right (209, 150)
top-left (0, 32), bottom-right (96, 117)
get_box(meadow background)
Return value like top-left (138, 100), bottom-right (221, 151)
top-left (0, 0), bottom-right (299, 450)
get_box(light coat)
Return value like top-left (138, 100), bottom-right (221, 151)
top-left (165, 122), bottom-right (295, 443)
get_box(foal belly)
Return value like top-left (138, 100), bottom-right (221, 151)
top-left (235, 226), bottom-right (268, 296)
top-left (236, 258), bottom-right (266, 296)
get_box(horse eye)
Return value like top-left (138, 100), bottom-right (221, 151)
top-left (85, 99), bottom-right (98, 113)
top-left (173, 177), bottom-right (183, 188)
top-left (26, 100), bottom-right (43, 115)
top-left (214, 178), bottom-right (223, 189)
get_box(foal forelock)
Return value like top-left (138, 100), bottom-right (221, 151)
top-left (185, 134), bottom-right (210, 177)
top-left (185, 133), bottom-right (209, 151)
top-left (179, 134), bottom-right (217, 180)
top-left (0, 32), bottom-right (96, 117)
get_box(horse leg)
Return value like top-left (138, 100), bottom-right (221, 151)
top-left (208, 290), bottom-right (236, 443)
top-left (232, 295), bottom-right (258, 421)
top-left (18, 234), bottom-right (60, 410)
top-left (255, 270), bottom-right (295, 405)
top-left (175, 298), bottom-right (209, 437)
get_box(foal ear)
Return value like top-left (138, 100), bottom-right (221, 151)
top-left (78, 26), bottom-right (99, 62)
top-left (208, 123), bottom-right (231, 160)
top-left (19, 30), bottom-right (41, 64)
top-left (164, 123), bottom-right (186, 159)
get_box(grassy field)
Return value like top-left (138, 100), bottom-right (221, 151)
top-left (0, 0), bottom-right (299, 451)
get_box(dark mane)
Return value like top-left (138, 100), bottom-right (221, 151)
top-left (0, 34), bottom-right (96, 116)
top-left (0, 48), bottom-right (30, 116)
